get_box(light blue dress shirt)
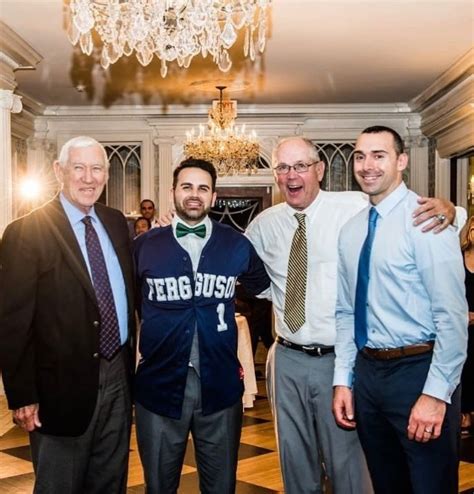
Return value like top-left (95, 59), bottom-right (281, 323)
top-left (334, 182), bottom-right (468, 403)
top-left (60, 194), bottom-right (128, 345)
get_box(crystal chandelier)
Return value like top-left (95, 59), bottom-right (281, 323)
top-left (184, 86), bottom-right (259, 176)
top-left (67, 0), bottom-right (271, 77)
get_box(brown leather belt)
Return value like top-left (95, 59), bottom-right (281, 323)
top-left (276, 336), bottom-right (334, 357)
top-left (361, 341), bottom-right (434, 361)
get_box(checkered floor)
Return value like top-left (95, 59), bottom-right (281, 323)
top-left (0, 364), bottom-right (284, 494)
top-left (1, 364), bottom-right (474, 493)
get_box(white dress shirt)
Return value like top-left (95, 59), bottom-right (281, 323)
top-left (246, 190), bottom-right (368, 346)
top-left (334, 183), bottom-right (468, 403)
top-left (172, 214), bottom-right (212, 369)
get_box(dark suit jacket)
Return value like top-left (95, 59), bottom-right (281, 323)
top-left (0, 198), bottom-right (135, 436)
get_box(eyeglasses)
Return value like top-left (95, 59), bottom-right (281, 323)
top-left (273, 161), bottom-right (318, 175)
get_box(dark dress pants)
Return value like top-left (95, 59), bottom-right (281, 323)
top-left (354, 351), bottom-right (461, 494)
top-left (461, 325), bottom-right (474, 412)
top-left (30, 349), bottom-right (132, 494)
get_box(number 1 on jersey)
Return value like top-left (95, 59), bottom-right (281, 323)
top-left (216, 303), bottom-right (228, 332)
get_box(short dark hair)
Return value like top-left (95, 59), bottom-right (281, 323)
top-left (140, 199), bottom-right (155, 209)
top-left (173, 158), bottom-right (217, 192)
top-left (134, 216), bottom-right (151, 230)
top-left (360, 126), bottom-right (405, 156)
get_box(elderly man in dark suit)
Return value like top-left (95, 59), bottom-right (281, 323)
top-left (0, 136), bottom-right (135, 494)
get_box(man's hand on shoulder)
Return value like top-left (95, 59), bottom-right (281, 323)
top-left (156, 209), bottom-right (175, 227)
top-left (412, 197), bottom-right (455, 234)
top-left (13, 403), bottom-right (41, 432)
top-left (332, 386), bottom-right (357, 429)
top-left (407, 394), bottom-right (446, 442)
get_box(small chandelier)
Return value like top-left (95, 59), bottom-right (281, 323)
top-left (67, 0), bottom-right (271, 77)
top-left (184, 86), bottom-right (259, 176)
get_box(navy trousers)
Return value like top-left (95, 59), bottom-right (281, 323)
top-left (354, 351), bottom-right (461, 494)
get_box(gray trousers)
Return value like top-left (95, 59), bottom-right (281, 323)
top-left (30, 349), bottom-right (132, 494)
top-left (267, 342), bottom-right (373, 494)
top-left (135, 367), bottom-right (242, 494)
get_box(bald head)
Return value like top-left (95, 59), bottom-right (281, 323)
top-left (272, 136), bottom-right (325, 210)
top-left (272, 137), bottom-right (320, 167)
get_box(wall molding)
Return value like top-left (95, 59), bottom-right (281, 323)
top-left (0, 20), bottom-right (42, 91)
top-left (410, 48), bottom-right (474, 158)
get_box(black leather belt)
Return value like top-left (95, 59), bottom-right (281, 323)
top-left (277, 336), bottom-right (334, 357)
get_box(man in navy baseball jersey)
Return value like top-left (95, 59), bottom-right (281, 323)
top-left (133, 158), bottom-right (270, 494)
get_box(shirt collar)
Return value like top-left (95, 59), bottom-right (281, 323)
top-left (285, 189), bottom-right (325, 217)
top-left (372, 182), bottom-right (408, 219)
top-left (59, 193), bottom-right (98, 225)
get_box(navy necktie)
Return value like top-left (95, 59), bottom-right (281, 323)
top-left (354, 207), bottom-right (379, 350)
top-left (82, 216), bottom-right (121, 360)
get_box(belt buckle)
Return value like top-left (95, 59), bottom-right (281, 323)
top-left (303, 345), bottom-right (322, 357)
top-left (280, 338), bottom-right (291, 348)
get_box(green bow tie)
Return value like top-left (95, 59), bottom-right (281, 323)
top-left (176, 222), bottom-right (206, 238)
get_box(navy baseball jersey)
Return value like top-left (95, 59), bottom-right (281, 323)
top-left (134, 221), bottom-right (270, 418)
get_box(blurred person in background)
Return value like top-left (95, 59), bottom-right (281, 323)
top-left (134, 216), bottom-right (151, 237)
top-left (460, 215), bottom-right (474, 433)
top-left (140, 199), bottom-right (159, 227)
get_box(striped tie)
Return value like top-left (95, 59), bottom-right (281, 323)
top-left (284, 213), bottom-right (307, 333)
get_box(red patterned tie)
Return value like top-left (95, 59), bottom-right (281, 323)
top-left (82, 216), bottom-right (121, 360)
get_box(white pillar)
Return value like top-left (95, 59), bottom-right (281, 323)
top-left (457, 157), bottom-right (469, 210)
top-left (153, 137), bottom-right (175, 215)
top-left (27, 137), bottom-right (48, 172)
top-left (407, 135), bottom-right (429, 197)
top-left (0, 89), bottom-right (22, 235)
top-left (435, 151), bottom-right (451, 201)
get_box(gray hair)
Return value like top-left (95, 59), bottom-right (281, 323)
top-left (57, 136), bottom-right (109, 168)
top-left (272, 137), bottom-right (320, 166)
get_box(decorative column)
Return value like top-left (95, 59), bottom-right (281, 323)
top-left (456, 157), bottom-right (469, 210)
top-left (153, 137), bottom-right (176, 215)
top-left (406, 135), bottom-right (429, 197)
top-left (435, 151), bottom-right (451, 201)
top-left (0, 89), bottom-right (22, 235)
top-left (26, 136), bottom-right (59, 206)
top-left (27, 137), bottom-right (48, 172)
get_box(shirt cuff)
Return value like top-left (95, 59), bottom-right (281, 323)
top-left (453, 206), bottom-right (467, 232)
top-left (256, 287), bottom-right (272, 301)
top-left (333, 368), bottom-right (354, 388)
top-left (422, 375), bottom-right (456, 404)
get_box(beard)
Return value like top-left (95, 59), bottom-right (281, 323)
top-left (174, 197), bottom-right (211, 224)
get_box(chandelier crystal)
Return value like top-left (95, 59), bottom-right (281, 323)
top-left (184, 86), bottom-right (259, 176)
top-left (67, 0), bottom-right (271, 76)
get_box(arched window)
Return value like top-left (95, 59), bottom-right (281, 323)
top-left (99, 144), bottom-right (141, 214)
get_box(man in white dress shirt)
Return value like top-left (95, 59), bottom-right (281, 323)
top-left (246, 136), bottom-right (458, 494)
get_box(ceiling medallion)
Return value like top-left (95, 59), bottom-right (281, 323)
top-left (67, 0), bottom-right (271, 76)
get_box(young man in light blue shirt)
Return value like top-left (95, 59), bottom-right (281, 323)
top-left (333, 126), bottom-right (467, 494)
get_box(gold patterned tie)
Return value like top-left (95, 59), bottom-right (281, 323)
top-left (284, 213), bottom-right (307, 333)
